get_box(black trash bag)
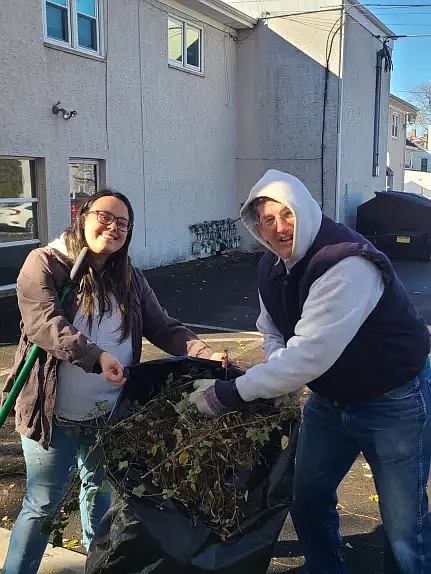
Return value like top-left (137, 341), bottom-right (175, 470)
top-left (86, 356), bottom-right (299, 574)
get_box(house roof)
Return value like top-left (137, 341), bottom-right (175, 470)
top-left (348, 0), bottom-right (395, 37)
top-left (390, 94), bottom-right (419, 114)
top-left (174, 0), bottom-right (257, 29)
top-left (406, 139), bottom-right (421, 149)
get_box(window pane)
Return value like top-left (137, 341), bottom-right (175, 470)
top-left (46, 3), bottom-right (68, 42)
top-left (77, 0), bottom-right (96, 17)
top-left (69, 163), bottom-right (97, 222)
top-left (0, 159), bottom-right (35, 199)
top-left (0, 243), bottom-right (39, 287)
top-left (168, 20), bottom-right (183, 63)
top-left (0, 202), bottom-right (38, 242)
top-left (186, 27), bottom-right (200, 68)
top-left (77, 15), bottom-right (97, 50)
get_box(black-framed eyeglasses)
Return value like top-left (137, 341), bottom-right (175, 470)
top-left (87, 210), bottom-right (132, 232)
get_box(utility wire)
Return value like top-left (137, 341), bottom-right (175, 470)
top-left (326, 3), bottom-right (431, 7)
top-left (381, 32), bottom-right (431, 36)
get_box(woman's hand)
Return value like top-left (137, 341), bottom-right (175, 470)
top-left (98, 352), bottom-right (126, 386)
top-left (209, 351), bottom-right (238, 369)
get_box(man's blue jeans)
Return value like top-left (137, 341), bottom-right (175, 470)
top-left (2, 421), bottom-right (111, 574)
top-left (291, 364), bottom-right (431, 574)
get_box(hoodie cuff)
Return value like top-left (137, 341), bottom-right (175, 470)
top-left (214, 379), bottom-right (246, 409)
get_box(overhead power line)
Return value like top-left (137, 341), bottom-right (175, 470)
top-left (381, 33), bottom-right (431, 37)
top-left (326, 2), bottom-right (431, 7)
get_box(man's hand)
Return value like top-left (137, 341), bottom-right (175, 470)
top-left (189, 378), bottom-right (245, 416)
top-left (209, 352), bottom-right (238, 368)
top-left (98, 352), bottom-right (126, 386)
top-left (209, 352), bottom-right (228, 368)
top-left (189, 379), bottom-right (220, 416)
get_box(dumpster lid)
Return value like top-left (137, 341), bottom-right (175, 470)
top-left (375, 190), bottom-right (431, 208)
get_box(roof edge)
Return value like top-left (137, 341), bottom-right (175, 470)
top-left (173, 0), bottom-right (257, 29)
top-left (390, 94), bottom-right (419, 113)
top-left (347, 0), bottom-right (395, 37)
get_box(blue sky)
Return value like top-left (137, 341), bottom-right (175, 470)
top-left (367, 1), bottom-right (431, 101)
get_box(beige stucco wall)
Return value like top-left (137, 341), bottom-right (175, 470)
top-left (235, 10), bottom-right (341, 248)
top-left (0, 0), bottom-right (237, 269)
top-left (338, 17), bottom-right (389, 227)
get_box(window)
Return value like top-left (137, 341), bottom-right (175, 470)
top-left (46, 0), bottom-right (69, 42)
top-left (44, 0), bottom-right (100, 54)
top-left (405, 154), bottom-right (413, 169)
top-left (421, 158), bottom-right (428, 172)
top-left (386, 167), bottom-right (394, 191)
top-left (69, 160), bottom-right (99, 223)
top-left (0, 159), bottom-right (40, 289)
top-left (391, 113), bottom-right (400, 139)
top-left (168, 17), bottom-right (202, 72)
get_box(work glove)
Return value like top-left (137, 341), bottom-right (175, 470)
top-left (188, 378), bottom-right (245, 416)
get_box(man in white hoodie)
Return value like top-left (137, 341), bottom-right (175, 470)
top-left (189, 170), bottom-right (431, 574)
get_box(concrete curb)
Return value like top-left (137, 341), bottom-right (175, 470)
top-left (0, 528), bottom-right (86, 573)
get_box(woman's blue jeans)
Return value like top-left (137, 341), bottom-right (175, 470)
top-left (2, 420), bottom-right (111, 574)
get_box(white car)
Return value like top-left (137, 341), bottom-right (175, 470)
top-left (0, 202), bottom-right (34, 232)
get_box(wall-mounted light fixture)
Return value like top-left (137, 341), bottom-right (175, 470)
top-left (406, 113), bottom-right (417, 126)
top-left (52, 101), bottom-right (77, 120)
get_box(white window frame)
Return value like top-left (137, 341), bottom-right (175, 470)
top-left (69, 159), bottom-right (101, 225)
top-left (69, 158), bottom-right (100, 196)
top-left (43, 0), bottom-right (103, 57)
top-left (168, 16), bottom-right (203, 74)
top-left (391, 112), bottom-right (400, 139)
top-left (405, 152), bottom-right (413, 169)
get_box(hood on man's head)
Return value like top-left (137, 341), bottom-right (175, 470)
top-left (240, 169), bottom-right (322, 268)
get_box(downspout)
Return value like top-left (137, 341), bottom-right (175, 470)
top-left (335, 6), bottom-right (346, 222)
top-left (402, 116), bottom-right (408, 190)
top-left (372, 47), bottom-right (385, 177)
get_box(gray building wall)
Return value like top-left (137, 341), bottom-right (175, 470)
top-left (235, 11), bottom-right (341, 248)
top-left (1, 0), bottom-right (393, 271)
top-left (0, 0), bottom-right (108, 241)
top-left (338, 18), bottom-right (389, 227)
top-left (134, 0), bottom-right (237, 268)
top-left (229, 0), bottom-right (392, 236)
top-left (0, 0), bottom-right (237, 269)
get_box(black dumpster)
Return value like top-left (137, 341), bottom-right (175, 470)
top-left (356, 190), bottom-right (431, 261)
top-left (86, 357), bottom-right (299, 574)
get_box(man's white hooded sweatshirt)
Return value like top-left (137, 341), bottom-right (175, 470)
top-left (234, 170), bottom-right (385, 402)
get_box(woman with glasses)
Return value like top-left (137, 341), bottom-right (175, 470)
top-left (2, 189), bottom-right (224, 574)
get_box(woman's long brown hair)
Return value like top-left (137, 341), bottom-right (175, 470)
top-left (64, 189), bottom-right (135, 342)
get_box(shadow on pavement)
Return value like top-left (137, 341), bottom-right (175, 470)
top-left (273, 525), bottom-right (385, 573)
top-left (1, 253), bottom-right (431, 347)
top-left (0, 294), bottom-right (20, 346)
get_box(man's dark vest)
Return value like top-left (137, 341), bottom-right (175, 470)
top-left (258, 215), bottom-right (430, 404)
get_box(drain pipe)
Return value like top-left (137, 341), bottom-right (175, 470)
top-left (372, 47), bottom-right (385, 177)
